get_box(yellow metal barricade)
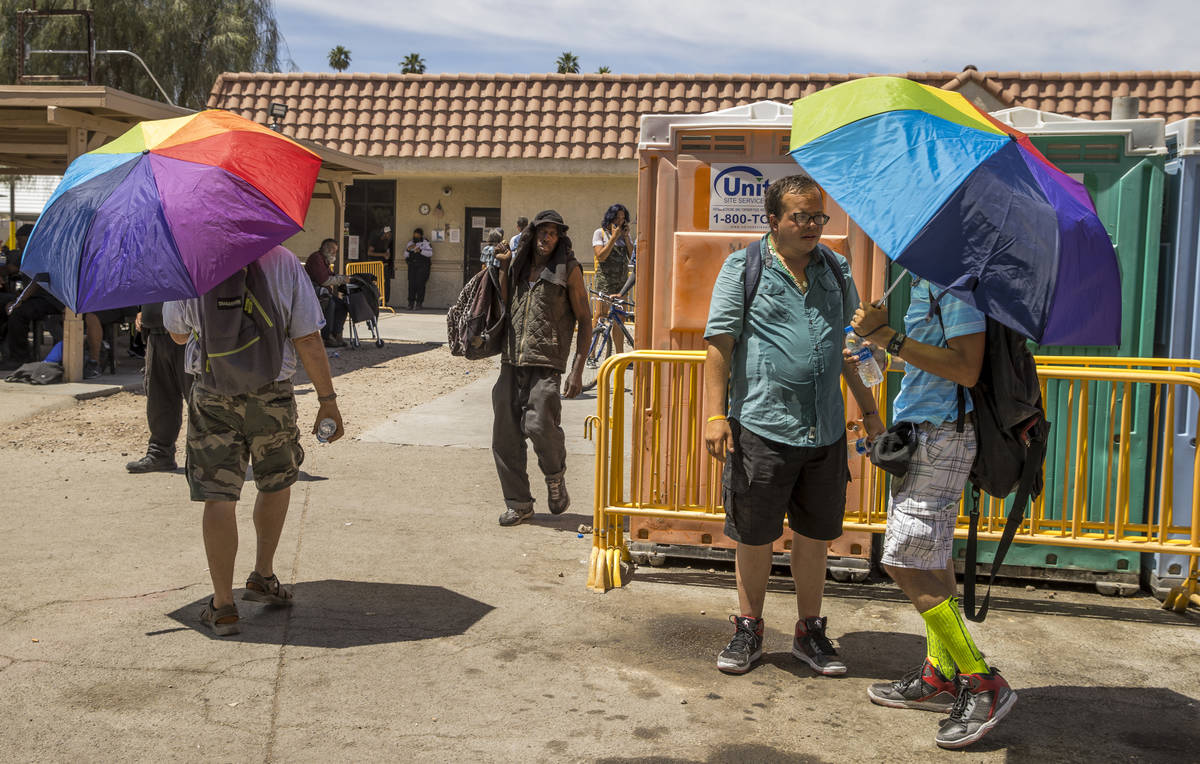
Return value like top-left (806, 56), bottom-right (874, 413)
top-left (587, 351), bottom-right (1200, 608)
top-left (345, 260), bottom-right (395, 313)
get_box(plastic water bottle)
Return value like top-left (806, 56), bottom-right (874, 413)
top-left (845, 326), bottom-right (883, 387)
top-left (848, 437), bottom-right (869, 457)
top-left (316, 417), bottom-right (338, 443)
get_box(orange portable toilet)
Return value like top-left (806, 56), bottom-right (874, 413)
top-left (630, 101), bottom-right (890, 579)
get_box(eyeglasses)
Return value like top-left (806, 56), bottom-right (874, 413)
top-left (789, 212), bottom-right (831, 227)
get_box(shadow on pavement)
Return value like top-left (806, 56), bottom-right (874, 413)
top-left (632, 569), bottom-right (1200, 627)
top-left (164, 579), bottom-right (494, 648)
top-left (597, 743), bottom-right (833, 763)
top-left (974, 685), bottom-right (1200, 763)
top-left (528, 511), bottom-right (593, 531)
top-left (295, 340), bottom-right (442, 381)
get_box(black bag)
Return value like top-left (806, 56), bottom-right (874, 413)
top-left (869, 421), bottom-right (918, 477)
top-left (447, 266), bottom-right (507, 360)
top-left (196, 262), bottom-right (286, 395)
top-left (930, 291), bottom-right (1050, 622)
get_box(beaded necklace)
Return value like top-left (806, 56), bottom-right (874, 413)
top-left (766, 234), bottom-right (808, 293)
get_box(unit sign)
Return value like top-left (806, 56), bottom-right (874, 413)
top-left (708, 163), bottom-right (798, 231)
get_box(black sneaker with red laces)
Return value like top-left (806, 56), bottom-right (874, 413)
top-left (716, 615), bottom-right (763, 674)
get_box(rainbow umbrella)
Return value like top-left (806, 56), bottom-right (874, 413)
top-left (789, 76), bottom-right (1120, 346)
top-left (20, 109), bottom-right (321, 312)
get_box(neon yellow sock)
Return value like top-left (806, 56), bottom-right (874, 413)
top-left (925, 621), bottom-right (958, 678)
top-left (921, 596), bottom-right (988, 675)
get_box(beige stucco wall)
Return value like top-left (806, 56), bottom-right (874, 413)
top-left (501, 175), bottom-right (638, 270)
top-left (388, 177), bottom-right (502, 309)
top-left (281, 172), bottom-right (638, 310)
top-left (283, 196), bottom-right (337, 261)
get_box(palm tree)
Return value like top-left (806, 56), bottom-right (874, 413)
top-left (597, 66), bottom-right (611, 74)
top-left (328, 45), bottom-right (351, 72)
top-left (555, 52), bottom-right (580, 74)
top-left (400, 53), bottom-right (426, 74)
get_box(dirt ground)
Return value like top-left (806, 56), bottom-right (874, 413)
top-left (5, 340), bottom-right (480, 457)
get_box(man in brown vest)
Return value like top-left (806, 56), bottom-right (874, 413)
top-left (491, 209), bottom-right (591, 526)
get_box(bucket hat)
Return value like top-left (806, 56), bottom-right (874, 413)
top-left (530, 209), bottom-right (568, 232)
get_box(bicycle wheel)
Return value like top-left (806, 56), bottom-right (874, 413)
top-left (580, 324), bottom-right (613, 392)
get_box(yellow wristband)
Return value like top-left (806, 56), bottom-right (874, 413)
top-left (707, 415), bottom-right (728, 423)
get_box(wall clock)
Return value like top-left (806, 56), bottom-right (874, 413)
top-left (418, 203), bottom-right (431, 215)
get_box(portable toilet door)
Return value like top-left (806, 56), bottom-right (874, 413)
top-left (977, 107), bottom-right (1169, 594)
top-left (631, 101), bottom-right (890, 578)
top-left (1150, 117), bottom-right (1200, 597)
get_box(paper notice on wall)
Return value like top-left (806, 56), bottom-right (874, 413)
top-left (345, 235), bottom-right (359, 259)
top-left (708, 163), bottom-right (799, 231)
top-left (449, 228), bottom-right (461, 243)
top-left (471, 216), bottom-right (486, 228)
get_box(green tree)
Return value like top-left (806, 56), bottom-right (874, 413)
top-left (400, 53), bottom-right (426, 74)
top-left (0, 0), bottom-right (286, 111)
top-left (328, 45), bottom-right (351, 72)
top-left (555, 52), bottom-right (580, 74)
top-left (597, 66), bottom-right (611, 74)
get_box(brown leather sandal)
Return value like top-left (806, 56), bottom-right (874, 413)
top-left (199, 599), bottom-right (240, 636)
top-left (243, 571), bottom-right (294, 606)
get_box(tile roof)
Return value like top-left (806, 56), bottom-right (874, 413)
top-left (207, 70), bottom-right (1200, 163)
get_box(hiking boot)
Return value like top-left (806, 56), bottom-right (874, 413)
top-left (83, 358), bottom-right (101, 379)
top-left (323, 335), bottom-right (345, 348)
top-left (716, 615), bottom-right (763, 674)
top-left (935, 668), bottom-right (1017, 749)
top-left (498, 505), bottom-right (534, 526)
top-left (126, 453), bottom-right (178, 473)
top-left (868, 659), bottom-right (959, 712)
top-left (792, 616), bottom-right (847, 675)
top-left (546, 475), bottom-right (570, 514)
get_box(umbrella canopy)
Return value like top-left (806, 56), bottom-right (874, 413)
top-left (20, 109), bottom-right (321, 313)
top-left (788, 76), bottom-right (1120, 346)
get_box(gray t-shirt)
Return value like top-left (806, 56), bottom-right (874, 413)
top-left (163, 247), bottom-right (325, 381)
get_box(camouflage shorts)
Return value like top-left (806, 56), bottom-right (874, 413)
top-left (185, 380), bottom-right (305, 502)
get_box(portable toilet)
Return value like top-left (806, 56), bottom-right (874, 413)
top-left (630, 101), bottom-right (891, 579)
top-left (967, 106), bottom-right (1168, 594)
top-left (1149, 117), bottom-right (1200, 596)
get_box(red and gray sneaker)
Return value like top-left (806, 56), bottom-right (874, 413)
top-left (716, 615), bottom-right (763, 674)
top-left (791, 616), bottom-right (847, 675)
top-left (935, 668), bottom-right (1017, 749)
top-left (867, 659), bottom-right (959, 712)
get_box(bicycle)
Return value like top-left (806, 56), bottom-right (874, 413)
top-left (581, 289), bottom-right (634, 391)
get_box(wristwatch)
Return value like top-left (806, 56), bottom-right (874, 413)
top-left (887, 331), bottom-right (907, 355)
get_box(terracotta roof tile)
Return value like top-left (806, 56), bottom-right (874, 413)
top-left (208, 71), bottom-right (1200, 163)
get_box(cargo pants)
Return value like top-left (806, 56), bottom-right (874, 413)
top-left (491, 363), bottom-right (566, 511)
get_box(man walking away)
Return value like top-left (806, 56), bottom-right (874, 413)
top-left (165, 246), bottom-right (344, 637)
top-left (491, 210), bottom-right (590, 526)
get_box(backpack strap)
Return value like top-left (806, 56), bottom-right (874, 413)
top-left (742, 238), bottom-right (763, 326)
top-left (963, 432), bottom-right (1046, 622)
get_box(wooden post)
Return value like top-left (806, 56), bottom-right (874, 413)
top-left (327, 179), bottom-right (346, 273)
top-left (62, 127), bottom-right (87, 382)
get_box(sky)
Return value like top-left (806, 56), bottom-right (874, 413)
top-left (274, 0), bottom-right (1198, 76)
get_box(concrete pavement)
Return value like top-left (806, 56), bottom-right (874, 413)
top-left (2, 310), bottom-right (1199, 762)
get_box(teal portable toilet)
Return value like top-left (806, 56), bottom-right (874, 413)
top-left (1149, 117), bottom-right (1200, 597)
top-left (965, 108), bottom-right (1167, 595)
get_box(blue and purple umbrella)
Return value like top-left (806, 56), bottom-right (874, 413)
top-left (788, 76), bottom-right (1120, 346)
top-left (20, 109), bottom-right (321, 312)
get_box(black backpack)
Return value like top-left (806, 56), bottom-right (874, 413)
top-left (932, 291), bottom-right (1051, 621)
top-left (197, 262), bottom-right (286, 395)
top-left (743, 238), bottom-right (846, 315)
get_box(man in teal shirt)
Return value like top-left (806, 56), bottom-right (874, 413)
top-left (704, 174), bottom-right (883, 675)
